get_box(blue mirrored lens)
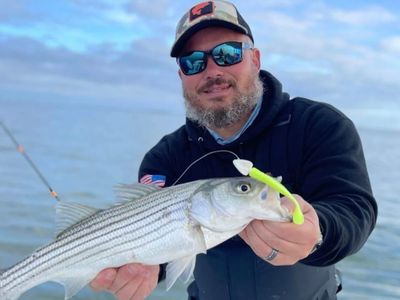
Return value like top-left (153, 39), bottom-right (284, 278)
top-left (212, 42), bottom-right (242, 66)
top-left (179, 52), bottom-right (207, 75)
top-left (178, 42), bottom-right (248, 75)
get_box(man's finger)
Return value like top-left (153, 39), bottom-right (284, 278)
top-left (109, 264), bottom-right (141, 293)
top-left (240, 221), bottom-right (273, 259)
top-left (115, 275), bottom-right (143, 300)
top-left (239, 227), bottom-right (249, 242)
top-left (90, 268), bottom-right (117, 292)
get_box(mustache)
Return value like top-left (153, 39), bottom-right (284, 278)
top-left (197, 77), bottom-right (237, 93)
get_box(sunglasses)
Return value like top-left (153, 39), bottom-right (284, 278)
top-left (177, 41), bottom-right (253, 76)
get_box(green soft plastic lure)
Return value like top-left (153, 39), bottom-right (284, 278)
top-left (233, 159), bottom-right (304, 225)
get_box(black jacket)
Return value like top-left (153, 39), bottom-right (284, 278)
top-left (139, 70), bottom-right (377, 300)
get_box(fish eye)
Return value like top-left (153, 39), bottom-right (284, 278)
top-left (237, 183), bottom-right (251, 193)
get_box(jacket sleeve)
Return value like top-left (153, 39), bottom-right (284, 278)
top-left (138, 132), bottom-right (182, 187)
top-left (294, 102), bottom-right (377, 266)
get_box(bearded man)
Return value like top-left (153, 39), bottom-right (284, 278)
top-left (91, 1), bottom-right (377, 299)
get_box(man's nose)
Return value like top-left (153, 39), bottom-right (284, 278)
top-left (204, 55), bottom-right (224, 77)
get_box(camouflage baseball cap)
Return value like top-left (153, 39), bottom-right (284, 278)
top-left (170, 0), bottom-right (254, 57)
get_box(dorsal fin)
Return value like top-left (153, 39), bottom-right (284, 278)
top-left (113, 183), bottom-right (161, 205)
top-left (55, 202), bottom-right (99, 237)
top-left (54, 184), bottom-right (161, 238)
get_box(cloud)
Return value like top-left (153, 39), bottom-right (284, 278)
top-left (105, 9), bottom-right (138, 25)
top-left (239, 1), bottom-right (400, 109)
top-left (124, 0), bottom-right (174, 19)
top-left (0, 0), bottom-right (37, 23)
top-left (380, 36), bottom-right (400, 54)
top-left (0, 34), bottom-right (180, 108)
top-left (70, 0), bottom-right (112, 10)
top-left (0, 0), bottom-right (399, 113)
top-left (329, 6), bottom-right (397, 25)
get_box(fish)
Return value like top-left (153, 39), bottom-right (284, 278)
top-left (0, 177), bottom-right (291, 300)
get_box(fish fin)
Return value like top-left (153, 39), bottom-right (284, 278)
top-left (179, 256), bottom-right (197, 283)
top-left (192, 225), bottom-right (207, 254)
top-left (113, 183), bottom-right (161, 205)
top-left (164, 225), bottom-right (206, 290)
top-left (54, 269), bottom-right (96, 300)
top-left (165, 255), bottom-right (197, 290)
top-left (55, 202), bottom-right (100, 238)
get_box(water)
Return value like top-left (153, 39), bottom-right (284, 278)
top-left (337, 127), bottom-right (400, 300)
top-left (0, 98), bottom-right (399, 299)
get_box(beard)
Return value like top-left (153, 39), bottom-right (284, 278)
top-left (183, 72), bottom-right (264, 129)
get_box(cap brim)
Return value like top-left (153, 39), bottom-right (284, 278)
top-left (170, 20), bottom-right (248, 57)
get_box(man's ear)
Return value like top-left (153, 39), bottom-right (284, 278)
top-left (252, 48), bottom-right (261, 71)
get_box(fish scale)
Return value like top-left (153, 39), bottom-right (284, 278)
top-left (0, 177), bottom-right (290, 300)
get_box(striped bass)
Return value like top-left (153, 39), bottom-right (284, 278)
top-left (0, 177), bottom-right (291, 300)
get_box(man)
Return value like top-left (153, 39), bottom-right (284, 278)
top-left (91, 1), bottom-right (377, 299)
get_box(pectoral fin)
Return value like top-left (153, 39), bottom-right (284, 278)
top-left (165, 255), bottom-right (197, 290)
top-left (164, 223), bottom-right (207, 290)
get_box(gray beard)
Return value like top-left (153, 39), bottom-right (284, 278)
top-left (183, 75), bottom-right (264, 129)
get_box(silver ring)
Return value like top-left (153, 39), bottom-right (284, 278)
top-left (265, 248), bottom-right (279, 261)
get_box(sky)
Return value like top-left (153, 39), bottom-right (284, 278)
top-left (1, 0), bottom-right (400, 115)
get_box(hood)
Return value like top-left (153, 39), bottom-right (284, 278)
top-left (185, 70), bottom-right (290, 150)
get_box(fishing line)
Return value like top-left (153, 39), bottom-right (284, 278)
top-left (172, 150), bottom-right (240, 186)
top-left (0, 121), bottom-right (61, 201)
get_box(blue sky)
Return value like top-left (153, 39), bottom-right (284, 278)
top-left (1, 0), bottom-right (399, 115)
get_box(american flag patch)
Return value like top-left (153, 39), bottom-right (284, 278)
top-left (140, 174), bottom-right (166, 187)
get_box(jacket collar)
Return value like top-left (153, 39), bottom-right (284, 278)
top-left (185, 70), bottom-right (290, 150)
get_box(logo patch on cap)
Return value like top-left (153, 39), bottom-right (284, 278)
top-left (190, 1), bottom-right (214, 21)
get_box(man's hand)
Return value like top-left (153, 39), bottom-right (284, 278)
top-left (90, 263), bottom-right (159, 300)
top-left (239, 195), bottom-right (321, 265)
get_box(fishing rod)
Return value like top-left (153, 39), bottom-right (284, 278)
top-left (0, 121), bottom-right (61, 201)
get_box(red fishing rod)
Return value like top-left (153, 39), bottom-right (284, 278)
top-left (0, 121), bottom-right (61, 201)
